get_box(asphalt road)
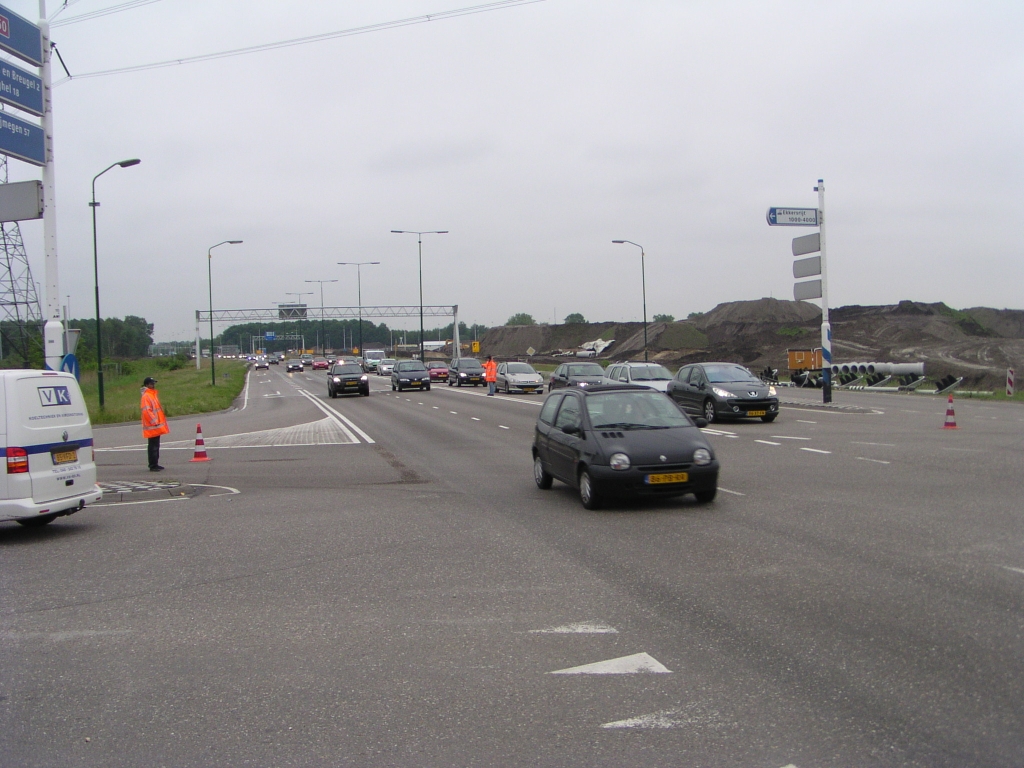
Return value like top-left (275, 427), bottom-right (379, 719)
top-left (2, 368), bottom-right (1023, 767)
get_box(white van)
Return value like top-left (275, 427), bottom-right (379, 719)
top-left (0, 369), bottom-right (102, 527)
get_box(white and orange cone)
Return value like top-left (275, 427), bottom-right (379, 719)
top-left (942, 394), bottom-right (958, 430)
top-left (189, 423), bottom-right (211, 461)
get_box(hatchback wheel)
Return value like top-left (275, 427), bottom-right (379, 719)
top-left (534, 456), bottom-right (553, 489)
top-left (579, 469), bottom-right (601, 510)
top-left (703, 399), bottom-right (716, 423)
top-left (505, 382), bottom-right (511, 394)
top-left (694, 487), bottom-right (717, 503)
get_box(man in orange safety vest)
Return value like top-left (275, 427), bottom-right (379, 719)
top-left (141, 377), bottom-right (169, 471)
top-left (483, 355), bottom-right (498, 396)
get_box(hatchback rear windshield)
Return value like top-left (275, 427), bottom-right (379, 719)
top-left (628, 365), bottom-right (672, 381)
top-left (586, 391), bottom-right (691, 429)
top-left (567, 363), bottom-right (604, 376)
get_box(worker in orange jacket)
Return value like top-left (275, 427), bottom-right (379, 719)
top-left (483, 355), bottom-right (498, 396)
top-left (141, 377), bottom-right (169, 471)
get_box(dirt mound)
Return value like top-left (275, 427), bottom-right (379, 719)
top-left (965, 307), bottom-right (1024, 339)
top-left (697, 297), bottom-right (821, 328)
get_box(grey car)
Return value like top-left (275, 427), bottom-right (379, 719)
top-left (667, 362), bottom-right (779, 423)
top-left (496, 362), bottom-right (544, 394)
top-left (547, 362), bottom-right (605, 391)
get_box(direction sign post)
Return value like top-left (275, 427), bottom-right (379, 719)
top-left (815, 179), bottom-right (832, 402)
top-left (766, 207), bottom-right (819, 227)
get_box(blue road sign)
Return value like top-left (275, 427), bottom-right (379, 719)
top-left (0, 110), bottom-right (44, 166)
top-left (0, 60), bottom-right (42, 116)
top-left (265, 331), bottom-right (276, 340)
top-left (0, 4), bottom-right (42, 67)
top-left (767, 207), bottom-right (819, 226)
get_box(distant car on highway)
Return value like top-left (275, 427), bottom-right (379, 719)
top-left (602, 362), bottom-right (674, 393)
top-left (268, 356), bottom-right (279, 365)
top-left (496, 362), bottom-right (544, 394)
top-left (300, 354), bottom-right (314, 368)
top-left (328, 363), bottom-right (369, 397)
top-left (254, 357), bottom-right (269, 370)
top-left (532, 384), bottom-right (717, 509)
top-left (391, 360), bottom-right (431, 392)
top-left (548, 362), bottom-right (605, 391)
top-left (311, 357), bottom-right (329, 370)
top-left (667, 362), bottom-right (779, 423)
top-left (286, 359), bottom-right (303, 373)
top-left (448, 358), bottom-right (485, 387)
top-left (426, 361), bottom-right (449, 382)
top-left (377, 359), bottom-right (397, 376)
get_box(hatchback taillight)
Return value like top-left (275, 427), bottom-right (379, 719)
top-left (6, 447), bottom-right (28, 474)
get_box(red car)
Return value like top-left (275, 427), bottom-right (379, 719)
top-left (312, 357), bottom-right (329, 370)
top-left (426, 361), bottom-right (449, 382)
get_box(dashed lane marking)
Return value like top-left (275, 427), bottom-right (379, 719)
top-left (718, 487), bottom-right (745, 496)
top-left (856, 457), bottom-right (891, 465)
top-left (800, 447), bottom-right (832, 454)
top-left (755, 440), bottom-right (781, 446)
top-left (851, 441), bottom-right (895, 447)
top-left (499, 425), bottom-right (510, 430)
top-left (796, 419), bottom-right (817, 424)
top-left (530, 622), bottom-right (618, 634)
top-left (772, 435), bottom-right (812, 440)
top-left (471, 417), bottom-right (481, 421)
top-left (1001, 566), bottom-right (1024, 576)
top-left (450, 411), bottom-right (458, 414)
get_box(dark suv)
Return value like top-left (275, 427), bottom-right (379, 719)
top-left (667, 362), bottom-right (779, 423)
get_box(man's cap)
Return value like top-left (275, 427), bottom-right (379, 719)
top-left (143, 377), bottom-right (157, 386)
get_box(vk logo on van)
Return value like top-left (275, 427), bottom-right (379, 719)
top-left (38, 385), bottom-right (72, 407)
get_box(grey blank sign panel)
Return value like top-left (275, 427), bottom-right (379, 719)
top-left (794, 279), bottom-right (822, 301)
top-left (793, 255), bottom-right (821, 279)
top-left (791, 232), bottom-right (821, 256)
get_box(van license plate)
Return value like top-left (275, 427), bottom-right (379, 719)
top-left (646, 472), bottom-right (688, 484)
top-left (52, 449), bottom-right (78, 465)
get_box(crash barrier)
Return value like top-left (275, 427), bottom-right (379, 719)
top-left (934, 374), bottom-right (963, 395)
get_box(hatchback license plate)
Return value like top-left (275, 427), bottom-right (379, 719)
top-left (646, 471), bottom-right (688, 485)
top-left (747, 410), bottom-right (766, 417)
top-left (52, 449), bottom-right (77, 465)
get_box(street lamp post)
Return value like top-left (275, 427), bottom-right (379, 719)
top-left (337, 261), bottom-right (380, 357)
top-left (286, 292), bottom-right (314, 354)
top-left (208, 240), bottom-right (243, 386)
top-left (90, 158), bottom-right (140, 408)
top-left (304, 279), bottom-right (337, 354)
top-left (612, 240), bottom-right (648, 361)
top-left (391, 230), bottom-right (448, 361)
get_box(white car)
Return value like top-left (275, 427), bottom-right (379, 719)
top-left (601, 361), bottom-right (674, 393)
top-left (377, 359), bottom-right (397, 376)
top-left (496, 362), bottom-right (544, 394)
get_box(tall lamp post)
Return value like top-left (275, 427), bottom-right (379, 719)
top-left (304, 279), bottom-right (337, 354)
top-left (286, 292), bottom-right (314, 354)
top-left (90, 158), bottom-right (140, 409)
top-left (208, 240), bottom-right (243, 386)
top-left (337, 261), bottom-right (380, 356)
top-left (612, 240), bottom-right (648, 361)
top-left (391, 230), bottom-right (447, 361)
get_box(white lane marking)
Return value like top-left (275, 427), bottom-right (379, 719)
top-left (96, 417), bottom-right (357, 451)
top-left (92, 496), bottom-right (191, 507)
top-left (550, 652), bottom-right (671, 675)
top-left (530, 622), bottom-right (618, 634)
top-left (418, 402), bottom-right (424, 405)
top-left (600, 709), bottom-right (724, 730)
top-left (1, 629), bottom-right (132, 642)
top-left (240, 369), bottom-right (251, 410)
top-left (442, 387), bottom-right (544, 407)
top-left (755, 440), bottom-right (781, 446)
top-left (718, 487), bottom-right (745, 496)
top-left (800, 447), bottom-right (832, 454)
top-left (192, 483), bottom-right (241, 497)
top-left (450, 411), bottom-right (458, 414)
top-left (851, 441), bottom-right (895, 447)
top-left (856, 457), bottom-right (891, 465)
top-left (433, 406), bottom-right (439, 410)
top-left (1000, 566), bottom-right (1024, 576)
top-left (702, 428), bottom-right (737, 437)
top-left (471, 417), bottom-right (481, 421)
top-left (298, 390), bottom-right (374, 444)
top-left (499, 425), bottom-right (510, 430)
top-left (772, 435), bottom-right (812, 440)
top-left (796, 419), bottom-right (817, 424)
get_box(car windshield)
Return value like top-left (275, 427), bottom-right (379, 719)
top-left (567, 363), bottom-right (604, 376)
top-left (703, 364), bottom-right (760, 383)
top-left (587, 391), bottom-right (691, 429)
top-left (506, 363), bottom-right (536, 374)
top-left (427, 362), bottom-right (447, 369)
top-left (380, 359), bottom-right (396, 365)
top-left (396, 362), bottom-right (426, 372)
top-left (287, 360), bottom-right (301, 365)
top-left (332, 365), bottom-right (362, 375)
top-left (628, 364), bottom-right (673, 381)
top-left (459, 359), bottom-right (483, 370)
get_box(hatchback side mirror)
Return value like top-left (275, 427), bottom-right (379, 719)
top-left (693, 417), bottom-right (708, 428)
top-left (562, 424), bottom-right (580, 435)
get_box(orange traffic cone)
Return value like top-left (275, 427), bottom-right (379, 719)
top-left (942, 394), bottom-right (958, 429)
top-left (189, 423), bottom-right (211, 461)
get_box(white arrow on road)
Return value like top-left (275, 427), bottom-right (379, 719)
top-left (549, 652), bottom-right (671, 675)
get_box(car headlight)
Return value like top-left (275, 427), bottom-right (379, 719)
top-left (400, 378), bottom-right (409, 382)
top-left (712, 386), bottom-right (733, 398)
top-left (460, 372), bottom-right (467, 377)
top-left (609, 453), bottom-right (631, 471)
top-left (693, 448), bottom-right (712, 465)
top-left (361, 375), bottom-right (368, 381)
top-left (577, 381), bottom-right (588, 387)
top-left (333, 377), bottom-right (341, 383)
top-left (768, 385), bottom-right (777, 396)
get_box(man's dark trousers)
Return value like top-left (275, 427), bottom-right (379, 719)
top-left (148, 437), bottom-right (161, 469)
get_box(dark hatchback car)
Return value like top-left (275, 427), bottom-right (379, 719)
top-left (548, 362), bottom-right (606, 391)
top-left (448, 357), bottom-right (485, 387)
top-left (328, 363), bottom-right (369, 397)
top-left (667, 362), bottom-right (779, 423)
top-left (533, 384), bottom-right (718, 509)
top-left (286, 359), bottom-right (304, 373)
top-left (391, 360), bottom-right (431, 392)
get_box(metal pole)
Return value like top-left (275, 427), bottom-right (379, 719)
top-left (338, 262), bottom-right (379, 357)
top-left (39, 9), bottom-right (63, 371)
top-left (816, 179), bottom-right (831, 403)
top-left (207, 240), bottom-right (243, 386)
top-left (90, 180), bottom-right (104, 407)
top-left (391, 231), bottom-right (447, 360)
top-left (612, 240), bottom-right (647, 361)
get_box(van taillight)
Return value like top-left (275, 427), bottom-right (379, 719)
top-left (6, 447), bottom-right (28, 474)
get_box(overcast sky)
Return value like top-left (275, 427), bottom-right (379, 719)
top-left (4, 0), bottom-right (1022, 341)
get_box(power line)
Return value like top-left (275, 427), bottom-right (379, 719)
top-left (51, 0), bottom-right (164, 27)
top-left (54, 0), bottom-right (546, 83)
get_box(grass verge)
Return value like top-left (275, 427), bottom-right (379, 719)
top-left (78, 359), bottom-right (248, 425)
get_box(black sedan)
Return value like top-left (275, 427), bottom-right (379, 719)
top-left (328, 363), bottom-right (370, 397)
top-left (533, 384), bottom-right (718, 509)
top-left (668, 362), bottom-right (779, 423)
top-left (286, 359), bottom-right (304, 373)
top-left (448, 358), bottom-right (485, 387)
top-left (547, 361), bottom-right (606, 391)
top-left (391, 360), bottom-right (431, 392)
